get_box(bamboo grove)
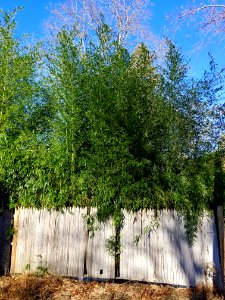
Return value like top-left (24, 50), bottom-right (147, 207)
top-left (0, 8), bottom-right (224, 242)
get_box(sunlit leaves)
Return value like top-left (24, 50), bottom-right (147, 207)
top-left (0, 8), bottom-right (223, 243)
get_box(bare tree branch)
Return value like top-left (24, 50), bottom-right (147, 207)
top-left (167, 1), bottom-right (225, 51)
top-left (177, 1), bottom-right (225, 35)
top-left (45, 0), bottom-right (162, 52)
top-left (180, 4), bottom-right (225, 17)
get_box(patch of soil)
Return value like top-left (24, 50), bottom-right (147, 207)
top-left (0, 274), bottom-right (223, 300)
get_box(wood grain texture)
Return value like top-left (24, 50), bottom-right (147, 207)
top-left (120, 210), bottom-right (221, 287)
top-left (14, 208), bottom-right (87, 277)
top-left (12, 208), bottom-right (222, 288)
top-left (10, 209), bottom-right (19, 273)
top-left (85, 208), bottom-right (115, 279)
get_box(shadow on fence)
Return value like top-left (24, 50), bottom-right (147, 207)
top-left (0, 210), bottom-right (13, 275)
top-left (0, 207), bottom-right (224, 294)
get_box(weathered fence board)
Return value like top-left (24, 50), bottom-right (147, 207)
top-left (10, 208), bottom-right (223, 289)
top-left (86, 208), bottom-right (115, 279)
top-left (120, 210), bottom-right (222, 288)
top-left (12, 208), bottom-right (115, 279)
top-left (13, 208), bottom-right (87, 277)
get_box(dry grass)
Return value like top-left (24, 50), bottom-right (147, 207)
top-left (0, 274), bottom-right (223, 300)
top-left (0, 274), bottom-right (63, 300)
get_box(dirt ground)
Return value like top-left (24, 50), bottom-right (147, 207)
top-left (0, 274), bottom-right (223, 300)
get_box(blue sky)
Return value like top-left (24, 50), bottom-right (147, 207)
top-left (0, 0), bottom-right (51, 36)
top-left (0, 0), bottom-right (223, 78)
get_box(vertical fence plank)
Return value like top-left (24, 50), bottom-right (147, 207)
top-left (85, 208), bottom-right (115, 279)
top-left (120, 210), bottom-right (220, 287)
top-left (10, 209), bottom-right (19, 273)
top-left (14, 208), bottom-right (87, 277)
top-left (11, 208), bottom-right (222, 287)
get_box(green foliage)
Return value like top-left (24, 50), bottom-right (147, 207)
top-left (25, 264), bottom-right (31, 272)
top-left (105, 234), bottom-right (122, 258)
top-left (5, 224), bottom-right (17, 239)
top-left (105, 235), bottom-right (118, 257)
top-left (35, 265), bottom-right (49, 277)
top-left (0, 9), bottom-right (224, 243)
top-left (0, 8), bottom-right (43, 209)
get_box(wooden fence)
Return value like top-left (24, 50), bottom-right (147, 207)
top-left (120, 210), bottom-right (222, 287)
top-left (1, 208), bottom-right (223, 289)
top-left (11, 208), bottom-right (115, 280)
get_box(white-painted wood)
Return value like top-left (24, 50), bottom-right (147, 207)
top-left (120, 210), bottom-right (221, 287)
top-left (14, 208), bottom-right (87, 277)
top-left (12, 208), bottom-right (221, 287)
top-left (86, 208), bottom-right (115, 279)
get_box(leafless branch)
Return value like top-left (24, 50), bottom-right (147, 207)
top-left (179, 4), bottom-right (225, 17)
top-left (172, 1), bottom-right (225, 49)
top-left (44, 0), bottom-right (162, 52)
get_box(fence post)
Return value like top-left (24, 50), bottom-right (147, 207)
top-left (10, 209), bottom-right (19, 274)
top-left (215, 206), bottom-right (224, 292)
